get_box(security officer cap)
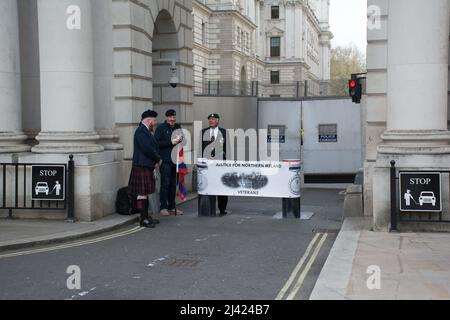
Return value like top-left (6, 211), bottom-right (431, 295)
top-left (208, 113), bottom-right (220, 119)
top-left (165, 109), bottom-right (176, 117)
top-left (141, 109), bottom-right (158, 119)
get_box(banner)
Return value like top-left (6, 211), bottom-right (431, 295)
top-left (197, 159), bottom-right (301, 198)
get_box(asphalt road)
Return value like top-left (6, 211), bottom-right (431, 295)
top-left (0, 188), bottom-right (344, 300)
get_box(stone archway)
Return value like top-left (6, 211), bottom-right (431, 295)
top-left (112, 0), bottom-right (193, 162)
top-left (152, 9), bottom-right (181, 118)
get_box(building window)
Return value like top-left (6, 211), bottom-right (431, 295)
top-left (270, 37), bottom-right (281, 57)
top-left (245, 32), bottom-right (249, 52)
top-left (271, 6), bottom-right (279, 19)
top-left (270, 71), bottom-right (280, 84)
top-left (201, 21), bottom-right (207, 45)
top-left (202, 68), bottom-right (207, 94)
top-left (318, 124), bottom-right (338, 143)
top-left (237, 27), bottom-right (241, 48)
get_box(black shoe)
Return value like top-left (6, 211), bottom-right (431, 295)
top-left (140, 219), bottom-right (155, 228)
top-left (151, 217), bottom-right (160, 224)
top-left (140, 201), bottom-right (155, 227)
top-left (219, 211), bottom-right (228, 217)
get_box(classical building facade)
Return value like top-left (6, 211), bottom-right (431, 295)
top-left (364, 0), bottom-right (450, 230)
top-left (0, 0), bottom-right (193, 221)
top-left (192, 0), bottom-right (333, 97)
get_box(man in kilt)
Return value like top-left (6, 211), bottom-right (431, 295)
top-left (128, 110), bottom-right (162, 228)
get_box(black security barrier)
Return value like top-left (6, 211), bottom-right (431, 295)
top-left (282, 198), bottom-right (301, 219)
top-left (0, 155), bottom-right (75, 220)
top-left (198, 195), bottom-right (216, 217)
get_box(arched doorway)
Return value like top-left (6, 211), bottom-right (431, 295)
top-left (152, 10), bottom-right (180, 117)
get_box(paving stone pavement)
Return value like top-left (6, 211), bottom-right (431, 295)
top-left (311, 217), bottom-right (450, 300)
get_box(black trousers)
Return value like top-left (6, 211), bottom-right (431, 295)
top-left (218, 196), bottom-right (228, 213)
top-left (160, 162), bottom-right (177, 210)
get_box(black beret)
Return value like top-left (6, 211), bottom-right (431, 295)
top-left (141, 109), bottom-right (158, 119)
top-left (165, 109), bottom-right (176, 117)
top-left (208, 113), bottom-right (220, 119)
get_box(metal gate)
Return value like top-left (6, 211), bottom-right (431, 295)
top-left (0, 155), bottom-right (75, 220)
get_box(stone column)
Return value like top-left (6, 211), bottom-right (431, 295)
top-left (32, 0), bottom-right (103, 154)
top-left (379, 0), bottom-right (450, 152)
top-left (373, 0), bottom-right (450, 230)
top-left (0, 0), bottom-right (30, 153)
top-left (92, 0), bottom-right (122, 151)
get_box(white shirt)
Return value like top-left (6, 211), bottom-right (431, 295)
top-left (210, 127), bottom-right (219, 140)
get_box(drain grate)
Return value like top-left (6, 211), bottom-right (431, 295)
top-left (163, 258), bottom-right (202, 268)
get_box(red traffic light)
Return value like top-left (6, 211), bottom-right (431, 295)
top-left (349, 80), bottom-right (357, 88)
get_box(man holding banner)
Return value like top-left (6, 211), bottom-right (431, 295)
top-left (155, 109), bottom-right (184, 216)
top-left (201, 113), bottom-right (229, 216)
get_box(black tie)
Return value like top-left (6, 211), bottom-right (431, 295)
top-left (211, 131), bottom-right (215, 157)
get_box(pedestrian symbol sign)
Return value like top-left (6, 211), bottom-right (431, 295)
top-left (399, 172), bottom-right (441, 212)
top-left (31, 165), bottom-right (66, 201)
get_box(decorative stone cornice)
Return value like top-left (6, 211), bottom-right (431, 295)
top-left (265, 26), bottom-right (284, 37)
top-left (378, 130), bottom-right (450, 155)
top-left (281, 0), bottom-right (304, 7)
top-left (211, 10), bottom-right (257, 29)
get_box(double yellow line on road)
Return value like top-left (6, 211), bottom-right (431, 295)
top-left (276, 233), bottom-right (328, 300)
top-left (0, 226), bottom-right (145, 259)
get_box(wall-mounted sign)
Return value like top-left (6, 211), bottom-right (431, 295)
top-left (318, 124), bottom-right (337, 142)
top-left (318, 134), bottom-right (337, 142)
top-left (31, 165), bottom-right (66, 201)
top-left (267, 125), bottom-right (286, 143)
top-left (399, 172), bottom-right (441, 212)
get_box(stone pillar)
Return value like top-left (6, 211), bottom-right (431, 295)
top-left (373, 0), bottom-right (450, 230)
top-left (32, 0), bottom-right (103, 154)
top-left (92, 0), bottom-right (122, 151)
top-left (379, 0), bottom-right (450, 151)
top-left (0, 0), bottom-right (30, 153)
top-left (18, 0), bottom-right (41, 146)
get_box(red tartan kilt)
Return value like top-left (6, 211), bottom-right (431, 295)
top-left (128, 167), bottom-right (155, 196)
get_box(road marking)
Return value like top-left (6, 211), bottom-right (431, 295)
top-left (0, 226), bottom-right (145, 259)
top-left (275, 233), bottom-right (321, 300)
top-left (286, 233), bottom-right (328, 300)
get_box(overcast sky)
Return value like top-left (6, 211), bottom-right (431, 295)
top-left (329, 0), bottom-right (367, 55)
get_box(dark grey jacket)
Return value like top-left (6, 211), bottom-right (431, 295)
top-left (154, 122), bottom-right (182, 164)
top-left (132, 123), bottom-right (161, 168)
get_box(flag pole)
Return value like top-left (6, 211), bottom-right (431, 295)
top-left (176, 145), bottom-right (180, 173)
top-left (175, 145), bottom-right (180, 216)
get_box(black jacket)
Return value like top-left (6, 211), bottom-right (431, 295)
top-left (201, 127), bottom-right (227, 160)
top-left (154, 122), bottom-right (182, 164)
top-left (132, 123), bottom-right (161, 168)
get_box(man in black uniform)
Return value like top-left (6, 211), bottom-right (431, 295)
top-left (201, 113), bottom-right (228, 216)
top-left (155, 109), bottom-right (183, 216)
